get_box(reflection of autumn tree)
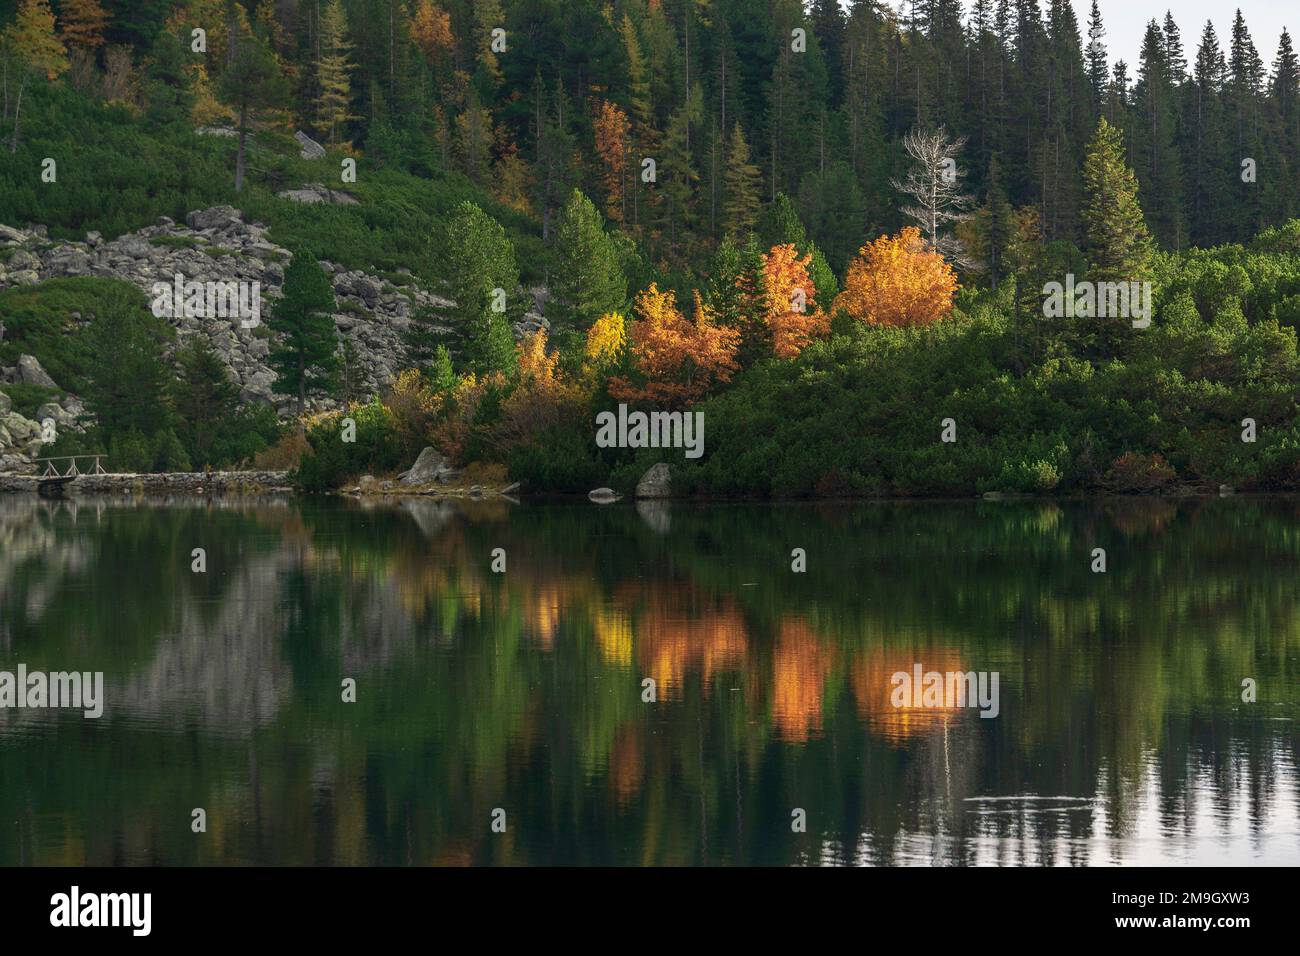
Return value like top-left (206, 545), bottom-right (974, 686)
top-left (851, 647), bottom-right (969, 745)
top-left (771, 618), bottom-right (835, 742)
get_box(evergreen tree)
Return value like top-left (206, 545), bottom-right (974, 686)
top-left (442, 201), bottom-right (519, 371)
top-left (217, 20), bottom-right (287, 192)
top-left (172, 336), bottom-right (241, 467)
top-left (269, 249), bottom-right (340, 418)
top-left (1082, 116), bottom-right (1154, 283)
top-left (84, 285), bottom-right (174, 446)
top-left (550, 189), bottom-right (627, 330)
top-left (1085, 0), bottom-right (1107, 110)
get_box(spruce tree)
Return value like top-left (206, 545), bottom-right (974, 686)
top-left (269, 249), bottom-right (340, 418)
top-left (550, 189), bottom-right (627, 330)
top-left (172, 336), bottom-right (240, 468)
top-left (1082, 117), bottom-right (1155, 283)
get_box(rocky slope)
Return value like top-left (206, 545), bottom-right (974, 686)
top-left (0, 204), bottom-right (550, 467)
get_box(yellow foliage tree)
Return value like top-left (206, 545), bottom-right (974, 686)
top-left (409, 0), bottom-right (454, 64)
top-left (762, 243), bottom-right (829, 359)
top-left (832, 227), bottom-right (959, 328)
top-left (315, 0), bottom-right (356, 144)
top-left (610, 284), bottom-right (740, 407)
top-left (5, 0), bottom-right (69, 79)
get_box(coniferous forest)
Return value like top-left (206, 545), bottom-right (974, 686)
top-left (3, 0), bottom-right (1300, 495)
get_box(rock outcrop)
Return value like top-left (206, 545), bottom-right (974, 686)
top-left (635, 463), bottom-right (672, 499)
top-left (0, 208), bottom-right (458, 414)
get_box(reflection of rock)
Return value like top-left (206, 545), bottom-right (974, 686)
top-left (635, 463), bottom-right (671, 499)
top-left (400, 498), bottom-right (459, 537)
top-left (636, 499), bottom-right (671, 533)
top-left (588, 487), bottom-right (621, 503)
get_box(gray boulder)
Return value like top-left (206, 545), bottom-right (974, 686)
top-left (588, 487), bottom-right (622, 503)
top-left (17, 354), bottom-right (58, 389)
top-left (295, 131), bottom-right (327, 159)
top-left (401, 447), bottom-right (451, 485)
top-left (186, 205), bottom-right (243, 231)
top-left (0, 391), bottom-right (10, 415)
top-left (278, 183), bottom-right (359, 205)
top-left (635, 463), bottom-right (672, 499)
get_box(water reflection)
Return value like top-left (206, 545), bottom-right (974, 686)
top-left (0, 495), bottom-right (1296, 865)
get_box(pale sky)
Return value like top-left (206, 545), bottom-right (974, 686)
top-left (879, 2), bottom-right (1298, 78)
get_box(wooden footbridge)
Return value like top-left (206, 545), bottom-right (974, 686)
top-left (34, 455), bottom-right (108, 498)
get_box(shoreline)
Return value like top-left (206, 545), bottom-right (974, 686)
top-left (0, 470), bottom-right (1268, 502)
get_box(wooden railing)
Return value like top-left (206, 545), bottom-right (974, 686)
top-left (34, 455), bottom-right (108, 479)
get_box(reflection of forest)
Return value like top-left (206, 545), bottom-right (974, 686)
top-left (0, 496), bottom-right (1296, 865)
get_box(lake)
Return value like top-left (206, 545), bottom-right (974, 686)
top-left (1, 494), bottom-right (1297, 866)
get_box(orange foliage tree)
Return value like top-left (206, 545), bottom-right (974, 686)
top-left (409, 0), bottom-right (454, 63)
top-left (610, 284), bottom-right (740, 407)
top-left (761, 243), bottom-right (829, 359)
top-left (592, 99), bottom-right (630, 223)
top-left (832, 226), bottom-right (959, 327)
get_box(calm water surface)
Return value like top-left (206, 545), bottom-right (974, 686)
top-left (1, 495), bottom-right (1297, 865)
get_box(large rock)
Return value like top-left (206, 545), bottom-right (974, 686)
top-left (0, 224), bottom-right (26, 244)
top-left (0, 391), bottom-right (10, 415)
top-left (186, 205), bottom-right (243, 231)
top-left (16, 354), bottom-right (58, 389)
top-left (295, 131), bottom-right (327, 159)
top-left (401, 447), bottom-right (451, 485)
top-left (635, 463), bottom-right (672, 499)
top-left (278, 183), bottom-right (359, 205)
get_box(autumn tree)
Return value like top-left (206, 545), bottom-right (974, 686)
top-left (723, 121), bottom-right (761, 236)
top-left (833, 227), bottom-right (960, 328)
top-left (409, 0), bottom-right (453, 64)
top-left (762, 243), bottom-right (829, 359)
top-left (58, 0), bottom-right (109, 51)
top-left (3, 0), bottom-right (68, 151)
top-left (315, 0), bottom-right (356, 145)
top-left (610, 284), bottom-right (740, 407)
top-left (593, 98), bottom-right (631, 222)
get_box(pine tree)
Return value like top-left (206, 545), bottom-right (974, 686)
top-left (84, 285), bottom-right (174, 446)
top-left (172, 336), bottom-right (240, 467)
top-left (217, 21), bottom-right (287, 192)
top-left (1081, 116), bottom-right (1154, 283)
top-left (315, 0), bottom-right (355, 145)
top-left (723, 122), bottom-right (761, 237)
top-left (442, 201), bottom-right (519, 371)
top-left (1132, 19), bottom-right (1186, 249)
top-left (269, 249), bottom-right (339, 418)
top-left (1085, 0), bottom-right (1107, 110)
top-left (550, 189), bottom-right (626, 330)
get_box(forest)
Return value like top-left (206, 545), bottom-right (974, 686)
top-left (4, 0), bottom-right (1300, 496)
